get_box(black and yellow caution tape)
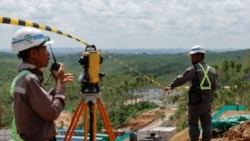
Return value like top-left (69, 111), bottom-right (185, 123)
top-left (0, 16), bottom-right (88, 46)
top-left (0, 16), bottom-right (165, 89)
top-left (99, 51), bottom-right (166, 89)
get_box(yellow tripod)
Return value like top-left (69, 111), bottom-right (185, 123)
top-left (63, 93), bottom-right (116, 141)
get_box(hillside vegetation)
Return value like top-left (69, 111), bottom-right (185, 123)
top-left (1, 49), bottom-right (250, 131)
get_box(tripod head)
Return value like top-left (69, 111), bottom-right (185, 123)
top-left (77, 45), bottom-right (104, 93)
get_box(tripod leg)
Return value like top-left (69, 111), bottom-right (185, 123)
top-left (84, 103), bottom-right (88, 141)
top-left (93, 103), bottom-right (97, 141)
top-left (88, 102), bottom-right (97, 141)
top-left (97, 101), bottom-right (116, 141)
top-left (64, 101), bottom-right (86, 141)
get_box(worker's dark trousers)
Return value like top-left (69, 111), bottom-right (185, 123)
top-left (188, 102), bottom-right (212, 141)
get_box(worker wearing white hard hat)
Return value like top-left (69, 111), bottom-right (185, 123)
top-left (10, 27), bottom-right (74, 141)
top-left (12, 27), bottom-right (54, 52)
top-left (165, 45), bottom-right (217, 141)
top-left (189, 45), bottom-right (206, 55)
top-left (189, 45), bottom-right (206, 65)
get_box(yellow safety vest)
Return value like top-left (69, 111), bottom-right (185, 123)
top-left (198, 63), bottom-right (211, 90)
top-left (10, 70), bottom-right (31, 141)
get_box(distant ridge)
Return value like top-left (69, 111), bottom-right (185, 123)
top-left (0, 47), bottom-right (245, 54)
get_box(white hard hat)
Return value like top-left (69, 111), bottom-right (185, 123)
top-left (189, 45), bottom-right (205, 54)
top-left (12, 27), bottom-right (54, 52)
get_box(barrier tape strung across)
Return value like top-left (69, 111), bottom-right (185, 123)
top-left (0, 16), bottom-right (88, 46)
top-left (100, 51), bottom-right (165, 89)
top-left (0, 16), bottom-right (165, 89)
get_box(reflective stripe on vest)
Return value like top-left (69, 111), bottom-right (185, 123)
top-left (10, 70), bottom-right (31, 141)
top-left (198, 63), bottom-right (211, 90)
top-left (10, 70), bottom-right (31, 97)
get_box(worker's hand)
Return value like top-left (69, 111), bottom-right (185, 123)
top-left (50, 63), bottom-right (74, 84)
top-left (50, 62), bottom-right (64, 82)
top-left (164, 86), bottom-right (171, 91)
top-left (62, 73), bottom-right (74, 84)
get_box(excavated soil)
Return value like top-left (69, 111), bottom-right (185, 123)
top-left (55, 110), bottom-right (250, 141)
top-left (55, 108), bottom-right (173, 131)
top-left (55, 112), bottom-right (74, 129)
top-left (117, 108), bottom-right (173, 131)
top-left (168, 111), bottom-right (250, 141)
top-left (227, 120), bottom-right (250, 141)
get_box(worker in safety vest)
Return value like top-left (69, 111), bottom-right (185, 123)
top-left (165, 45), bottom-right (217, 141)
top-left (10, 27), bottom-right (74, 141)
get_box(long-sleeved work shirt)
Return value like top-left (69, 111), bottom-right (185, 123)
top-left (168, 60), bottom-right (217, 103)
top-left (12, 62), bottom-right (65, 141)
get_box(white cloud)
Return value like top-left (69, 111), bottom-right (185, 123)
top-left (1, 0), bottom-right (250, 50)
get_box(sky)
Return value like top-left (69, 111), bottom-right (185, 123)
top-left (0, 0), bottom-right (250, 51)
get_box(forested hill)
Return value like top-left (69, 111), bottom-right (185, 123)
top-left (1, 48), bottom-right (250, 88)
top-left (1, 49), bottom-right (250, 128)
top-left (1, 49), bottom-right (250, 76)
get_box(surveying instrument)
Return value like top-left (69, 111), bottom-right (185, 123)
top-left (63, 45), bottom-right (116, 141)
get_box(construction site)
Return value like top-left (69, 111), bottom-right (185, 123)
top-left (47, 90), bottom-right (250, 141)
top-left (1, 85), bottom-right (250, 141)
top-left (1, 12), bottom-right (250, 141)
top-left (1, 105), bottom-right (250, 141)
top-left (53, 104), bottom-right (250, 141)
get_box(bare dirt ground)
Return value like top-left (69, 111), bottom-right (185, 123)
top-left (55, 108), bottom-right (174, 131)
top-left (55, 110), bottom-right (250, 141)
top-left (117, 108), bottom-right (174, 131)
top-left (168, 111), bottom-right (250, 141)
top-left (55, 111), bottom-right (74, 129)
top-left (55, 109), bottom-right (174, 131)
